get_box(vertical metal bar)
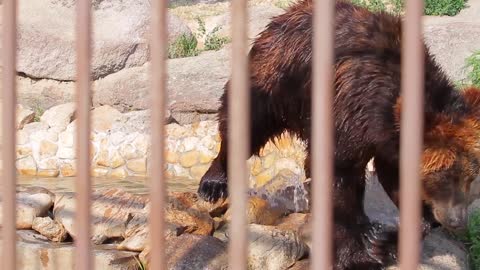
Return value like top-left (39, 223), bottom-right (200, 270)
top-left (1, 0), bottom-right (17, 268)
top-left (311, 0), bottom-right (335, 269)
top-left (149, 0), bottom-right (168, 268)
top-left (228, 0), bottom-right (249, 267)
top-left (399, 0), bottom-right (424, 269)
top-left (75, 0), bottom-right (93, 269)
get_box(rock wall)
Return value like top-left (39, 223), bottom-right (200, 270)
top-left (12, 103), bottom-right (308, 187)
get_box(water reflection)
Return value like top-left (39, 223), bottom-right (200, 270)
top-left (16, 176), bottom-right (199, 195)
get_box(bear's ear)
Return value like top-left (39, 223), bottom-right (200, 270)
top-left (421, 147), bottom-right (456, 175)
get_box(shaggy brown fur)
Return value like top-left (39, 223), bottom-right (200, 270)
top-left (196, 0), bottom-right (479, 269)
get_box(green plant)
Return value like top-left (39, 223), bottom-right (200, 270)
top-left (467, 209), bottom-right (480, 269)
top-left (465, 51), bottom-right (480, 88)
top-left (168, 34), bottom-right (199, 59)
top-left (275, 0), bottom-right (295, 9)
top-left (424, 0), bottom-right (466, 16)
top-left (134, 256), bottom-right (147, 270)
top-left (391, 0), bottom-right (404, 15)
top-left (350, 0), bottom-right (387, 12)
top-left (204, 26), bottom-right (230, 51)
top-left (195, 17), bottom-right (230, 51)
top-left (32, 103), bottom-right (45, 122)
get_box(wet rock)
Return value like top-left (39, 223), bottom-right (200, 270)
top-left (32, 216), bottom-right (68, 242)
top-left (53, 188), bottom-right (214, 253)
top-left (247, 224), bottom-right (308, 270)
top-left (16, 187), bottom-right (55, 229)
top-left (168, 191), bottom-right (229, 217)
top-left (53, 188), bottom-right (147, 244)
top-left (225, 196), bottom-right (284, 226)
top-left (289, 259), bottom-right (310, 270)
top-left (275, 213), bottom-right (309, 234)
top-left (140, 234), bottom-right (228, 270)
top-left (387, 228), bottom-right (469, 270)
top-left (0, 230), bottom-right (139, 270)
top-left (250, 169), bottom-right (310, 214)
top-left (40, 103), bottom-right (76, 130)
top-left (16, 104), bottom-right (35, 130)
top-left (119, 204), bottom-right (214, 252)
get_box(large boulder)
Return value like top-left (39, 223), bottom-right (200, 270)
top-left (93, 47), bottom-right (230, 123)
top-left (423, 19), bottom-right (480, 83)
top-left (11, 0), bottom-right (192, 81)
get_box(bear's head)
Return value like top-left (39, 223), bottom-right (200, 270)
top-left (395, 87), bottom-right (480, 233)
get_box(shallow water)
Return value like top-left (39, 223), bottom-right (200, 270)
top-left (16, 175), bottom-right (199, 195)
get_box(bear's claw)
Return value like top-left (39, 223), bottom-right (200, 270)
top-left (197, 177), bottom-right (228, 203)
top-left (362, 222), bottom-right (398, 267)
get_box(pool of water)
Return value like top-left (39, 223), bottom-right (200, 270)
top-left (16, 175), bottom-right (200, 195)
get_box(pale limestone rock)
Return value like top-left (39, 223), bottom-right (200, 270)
top-left (39, 140), bottom-right (58, 158)
top-left (32, 216), bottom-right (68, 242)
top-left (40, 103), bottom-right (76, 130)
top-left (126, 158), bottom-right (147, 173)
top-left (91, 105), bottom-right (123, 133)
top-left (179, 151), bottom-right (199, 168)
top-left (16, 189), bottom-right (54, 229)
top-left (16, 104), bottom-right (35, 130)
top-left (16, 156), bottom-right (37, 176)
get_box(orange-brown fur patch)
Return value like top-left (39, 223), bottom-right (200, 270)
top-left (393, 91), bottom-right (480, 175)
top-left (421, 148), bottom-right (456, 175)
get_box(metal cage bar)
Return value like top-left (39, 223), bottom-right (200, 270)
top-left (311, 0), bottom-right (335, 269)
top-left (75, 0), bottom-right (93, 269)
top-left (399, 0), bottom-right (425, 269)
top-left (149, 0), bottom-right (168, 268)
top-left (228, 0), bottom-right (250, 268)
top-left (1, 0), bottom-right (18, 268)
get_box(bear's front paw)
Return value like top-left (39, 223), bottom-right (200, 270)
top-left (362, 222), bottom-right (398, 267)
top-left (197, 177), bottom-right (228, 203)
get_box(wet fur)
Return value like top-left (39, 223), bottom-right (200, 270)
top-left (197, 0), bottom-right (479, 269)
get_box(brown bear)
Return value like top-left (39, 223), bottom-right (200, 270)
top-left (197, 0), bottom-right (478, 269)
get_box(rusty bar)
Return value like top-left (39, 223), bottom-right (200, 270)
top-left (228, 0), bottom-right (249, 267)
top-left (399, 0), bottom-right (424, 268)
top-left (310, 0), bottom-right (335, 269)
top-left (149, 0), bottom-right (168, 268)
top-left (75, 0), bottom-right (93, 269)
top-left (1, 0), bottom-right (17, 268)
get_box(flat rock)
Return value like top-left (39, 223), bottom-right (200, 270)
top-left (93, 47), bottom-right (229, 123)
top-left (247, 224), bottom-right (308, 270)
top-left (53, 188), bottom-right (214, 253)
top-left (0, 230), bottom-right (139, 270)
top-left (13, 0), bottom-right (191, 81)
top-left (53, 188), bottom-right (148, 244)
top-left (140, 234), bottom-right (228, 270)
top-left (204, 5), bottom-right (284, 40)
top-left (423, 19), bottom-right (480, 83)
